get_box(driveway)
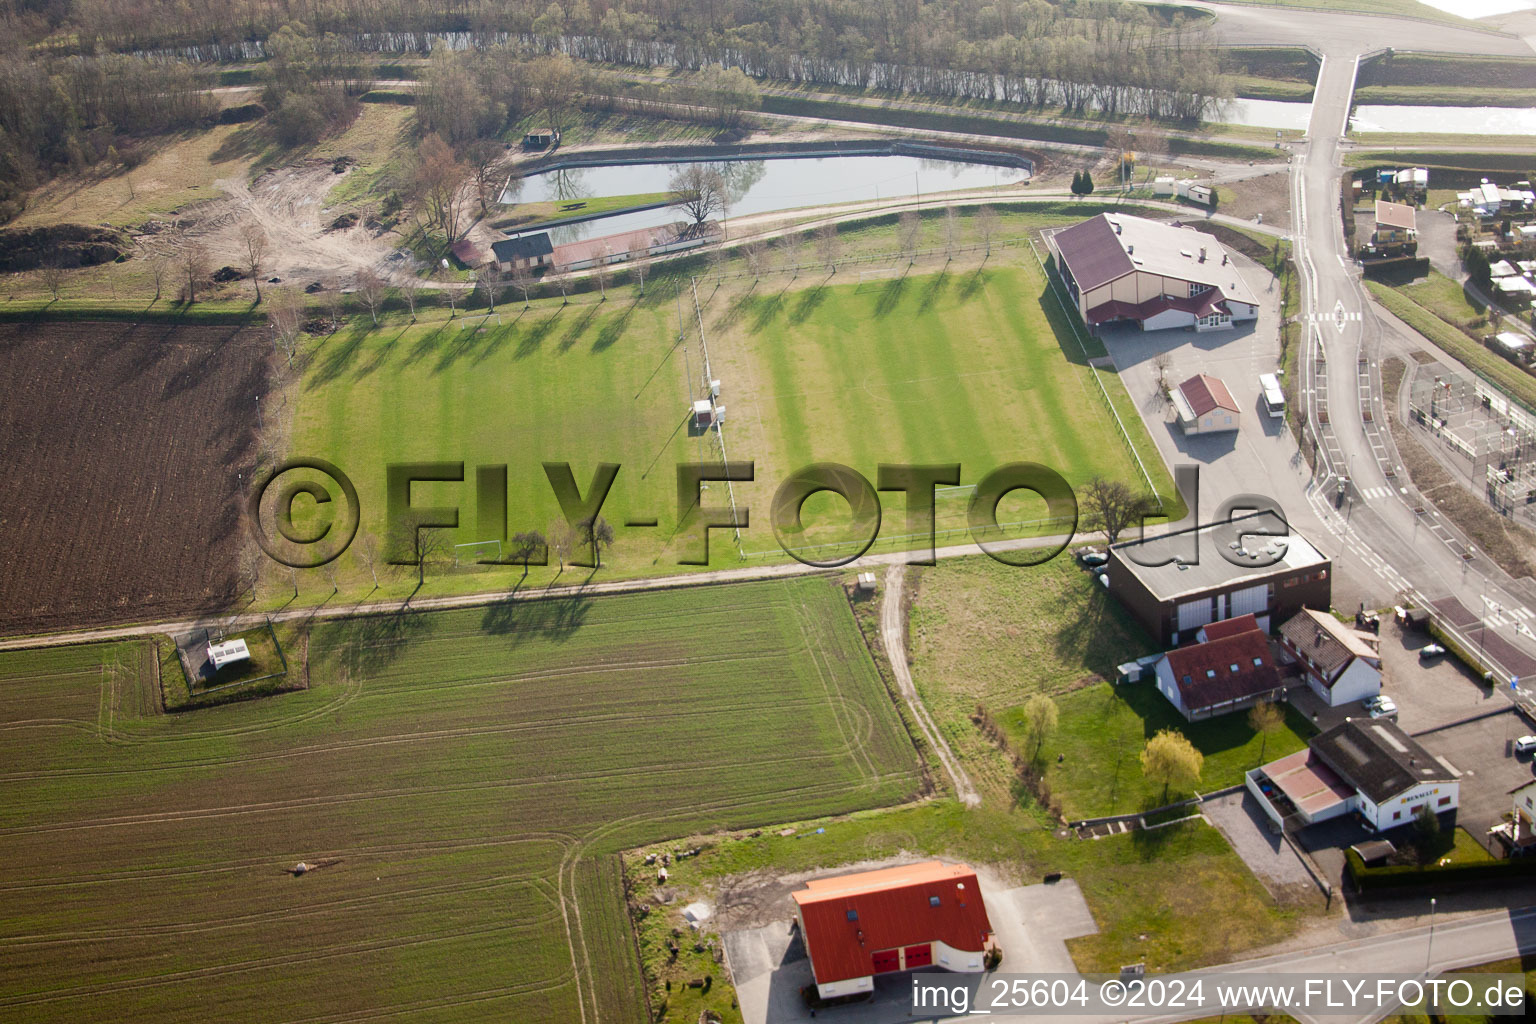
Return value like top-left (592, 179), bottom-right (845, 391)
top-left (1202, 791), bottom-right (1318, 900)
top-left (1377, 619), bottom-right (1510, 734)
top-left (725, 877), bottom-right (1097, 1024)
top-left (1416, 713), bottom-right (1534, 850)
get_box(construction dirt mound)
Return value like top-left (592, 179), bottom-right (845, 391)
top-left (0, 224), bottom-right (128, 272)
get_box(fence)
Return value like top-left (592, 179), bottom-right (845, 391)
top-left (1027, 235), bottom-right (1165, 509)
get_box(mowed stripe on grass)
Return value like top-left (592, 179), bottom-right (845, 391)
top-left (719, 262), bottom-right (1165, 529)
top-left (0, 578), bottom-right (922, 1024)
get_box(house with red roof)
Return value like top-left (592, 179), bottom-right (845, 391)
top-left (791, 861), bottom-right (994, 999)
top-left (1172, 373), bottom-right (1241, 434)
top-left (1151, 618), bottom-right (1284, 721)
top-left (1043, 213), bottom-right (1259, 333)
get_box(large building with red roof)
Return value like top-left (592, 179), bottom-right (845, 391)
top-left (791, 861), bottom-right (994, 999)
top-left (1044, 213), bottom-right (1258, 333)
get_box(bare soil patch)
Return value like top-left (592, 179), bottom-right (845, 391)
top-left (0, 321), bottom-right (271, 635)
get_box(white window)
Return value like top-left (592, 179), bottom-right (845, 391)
top-left (1224, 416), bottom-right (1232, 424)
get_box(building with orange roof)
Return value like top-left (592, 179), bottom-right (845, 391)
top-left (791, 861), bottom-right (994, 999)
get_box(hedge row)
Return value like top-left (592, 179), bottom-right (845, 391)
top-left (1346, 848), bottom-right (1535, 891)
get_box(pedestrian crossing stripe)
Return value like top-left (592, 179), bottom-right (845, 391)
top-left (1513, 606), bottom-right (1534, 621)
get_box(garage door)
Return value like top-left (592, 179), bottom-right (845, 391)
top-left (903, 944), bottom-right (933, 968)
top-left (1177, 599), bottom-right (1212, 632)
top-left (872, 949), bottom-right (900, 974)
top-left (1228, 585), bottom-right (1267, 618)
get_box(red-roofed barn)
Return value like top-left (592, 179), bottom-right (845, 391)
top-left (791, 861), bottom-right (994, 999)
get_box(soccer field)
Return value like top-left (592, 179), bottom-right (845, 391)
top-left (288, 242), bottom-right (1171, 592)
top-left (0, 579), bottom-right (922, 1023)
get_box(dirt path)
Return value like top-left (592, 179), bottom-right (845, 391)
top-left (0, 532), bottom-right (1080, 652)
top-left (878, 564), bottom-right (980, 807)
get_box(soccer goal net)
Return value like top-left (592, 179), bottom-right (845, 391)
top-left (452, 539), bottom-right (502, 566)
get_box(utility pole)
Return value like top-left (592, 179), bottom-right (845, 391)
top-left (1424, 897), bottom-right (1437, 976)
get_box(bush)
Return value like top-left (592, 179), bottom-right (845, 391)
top-left (271, 95), bottom-right (325, 146)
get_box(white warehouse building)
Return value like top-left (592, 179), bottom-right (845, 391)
top-left (1045, 213), bottom-right (1259, 333)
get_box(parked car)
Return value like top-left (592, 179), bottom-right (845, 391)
top-left (1516, 735), bottom-right (1536, 756)
top-left (1078, 551), bottom-right (1108, 567)
top-left (1364, 695), bottom-right (1398, 719)
top-left (1419, 643), bottom-right (1447, 660)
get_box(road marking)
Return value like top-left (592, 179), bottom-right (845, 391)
top-left (1514, 606), bottom-right (1534, 621)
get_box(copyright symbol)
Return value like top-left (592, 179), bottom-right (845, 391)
top-left (1100, 980), bottom-right (1127, 1007)
top-left (247, 458), bottom-right (360, 568)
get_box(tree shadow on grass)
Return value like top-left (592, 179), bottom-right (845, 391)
top-left (327, 605), bottom-right (436, 679)
top-left (306, 320), bottom-right (378, 390)
top-left (960, 266), bottom-right (992, 301)
top-left (749, 285), bottom-right (790, 334)
top-left (711, 282), bottom-right (758, 335)
top-left (514, 308), bottom-right (563, 360)
top-left (558, 302), bottom-right (601, 353)
top-left (354, 325), bottom-right (407, 380)
top-left (402, 320), bottom-right (453, 368)
top-left (789, 274), bottom-right (833, 325)
top-left (918, 266), bottom-right (951, 314)
top-left (873, 272), bottom-right (909, 319)
top-left (593, 296), bottom-right (639, 352)
top-left (480, 589), bottom-right (592, 646)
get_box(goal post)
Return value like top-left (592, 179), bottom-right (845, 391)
top-left (452, 539), bottom-right (502, 566)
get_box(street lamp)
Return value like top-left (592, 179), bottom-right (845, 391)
top-left (1425, 897), bottom-right (1437, 976)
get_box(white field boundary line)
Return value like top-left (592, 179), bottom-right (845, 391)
top-left (1028, 234), bottom-right (1164, 509)
top-left (689, 276), bottom-right (745, 555)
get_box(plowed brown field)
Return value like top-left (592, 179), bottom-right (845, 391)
top-left (0, 321), bottom-right (269, 635)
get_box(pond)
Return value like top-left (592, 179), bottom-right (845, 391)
top-left (1351, 104), bottom-right (1536, 136)
top-left (1211, 97), bottom-right (1313, 132)
top-left (502, 153), bottom-right (1030, 243)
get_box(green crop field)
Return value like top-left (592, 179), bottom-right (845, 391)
top-left (288, 241), bottom-right (1173, 595)
top-left (0, 579), bottom-right (923, 1023)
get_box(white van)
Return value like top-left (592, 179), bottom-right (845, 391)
top-left (1259, 372), bottom-right (1285, 419)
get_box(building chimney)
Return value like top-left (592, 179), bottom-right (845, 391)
top-left (1315, 630), bottom-right (1323, 646)
top-left (1199, 247), bottom-right (1207, 262)
top-left (1222, 253), bottom-right (1229, 265)
top-left (1127, 244), bottom-right (1134, 255)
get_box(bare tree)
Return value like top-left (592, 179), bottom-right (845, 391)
top-left (576, 515), bottom-right (615, 568)
top-left (816, 222), bottom-right (840, 272)
top-left (321, 277), bottom-right (345, 324)
top-left (354, 268), bottom-right (386, 325)
top-left (631, 253), bottom-right (650, 297)
top-left (777, 230), bottom-right (803, 277)
top-left (509, 261), bottom-right (536, 306)
top-left (435, 262), bottom-right (459, 317)
top-left (548, 262), bottom-right (571, 304)
top-left (668, 163), bottom-right (726, 230)
top-left (389, 521), bottom-right (451, 588)
top-left (38, 257), bottom-right (69, 301)
top-left (240, 223), bottom-right (270, 302)
top-left (356, 532), bottom-right (382, 588)
top-left (548, 517), bottom-right (575, 574)
top-left (141, 244), bottom-right (171, 302)
top-left (509, 529), bottom-right (547, 579)
top-left (592, 246), bottom-right (611, 300)
top-left (413, 132), bottom-right (469, 243)
top-left (399, 275), bottom-right (421, 320)
top-left (1151, 350), bottom-right (1173, 406)
top-left (898, 210), bottom-right (921, 262)
top-left (1081, 476), bottom-right (1152, 544)
top-left (976, 205), bottom-right (999, 257)
top-left (478, 261), bottom-right (503, 311)
top-left (466, 138), bottom-right (505, 218)
top-left (943, 205), bottom-right (958, 255)
top-left (268, 287), bottom-right (305, 366)
top-left (180, 238), bottom-right (211, 303)
top-left (743, 238), bottom-right (767, 279)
